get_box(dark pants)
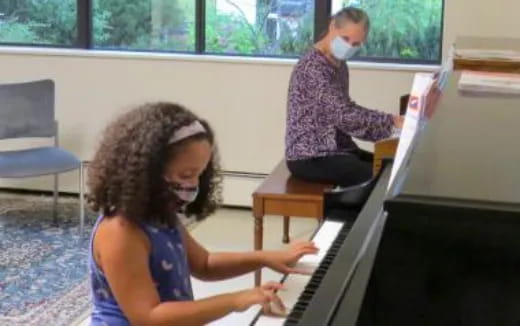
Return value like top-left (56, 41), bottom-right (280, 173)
top-left (287, 150), bottom-right (374, 187)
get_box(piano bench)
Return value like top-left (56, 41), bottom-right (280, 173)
top-left (252, 160), bottom-right (332, 286)
top-left (373, 137), bottom-right (399, 175)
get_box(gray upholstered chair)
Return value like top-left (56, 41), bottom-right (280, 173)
top-left (0, 79), bottom-right (85, 233)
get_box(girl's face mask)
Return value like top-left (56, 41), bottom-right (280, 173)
top-left (166, 181), bottom-right (199, 208)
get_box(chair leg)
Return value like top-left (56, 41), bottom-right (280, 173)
top-left (79, 163), bottom-right (85, 235)
top-left (53, 174), bottom-right (59, 226)
top-left (283, 216), bottom-right (290, 244)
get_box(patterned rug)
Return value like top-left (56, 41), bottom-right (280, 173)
top-left (0, 193), bottom-right (198, 326)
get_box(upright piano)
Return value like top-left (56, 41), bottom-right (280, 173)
top-left (251, 72), bottom-right (520, 326)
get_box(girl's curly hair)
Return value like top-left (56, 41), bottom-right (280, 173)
top-left (87, 102), bottom-right (222, 226)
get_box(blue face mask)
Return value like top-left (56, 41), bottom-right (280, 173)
top-left (331, 36), bottom-right (359, 61)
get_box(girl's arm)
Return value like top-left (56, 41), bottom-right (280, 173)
top-left (180, 225), bottom-right (319, 281)
top-left (95, 217), bottom-right (282, 326)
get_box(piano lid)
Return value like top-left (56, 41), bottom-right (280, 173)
top-left (390, 72), bottom-right (520, 211)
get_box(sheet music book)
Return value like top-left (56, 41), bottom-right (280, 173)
top-left (388, 73), bottom-right (434, 188)
top-left (455, 49), bottom-right (520, 62)
top-left (458, 71), bottom-right (520, 95)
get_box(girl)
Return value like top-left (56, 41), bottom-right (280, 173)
top-left (87, 102), bottom-right (318, 325)
top-left (285, 7), bottom-right (404, 187)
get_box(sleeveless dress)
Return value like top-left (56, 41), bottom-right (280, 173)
top-left (88, 216), bottom-right (193, 325)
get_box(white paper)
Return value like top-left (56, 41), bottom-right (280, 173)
top-left (388, 73), bottom-right (434, 188)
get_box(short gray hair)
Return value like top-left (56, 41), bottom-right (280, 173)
top-left (332, 7), bottom-right (370, 32)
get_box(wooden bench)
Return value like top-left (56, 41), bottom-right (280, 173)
top-left (252, 161), bottom-right (332, 286)
top-left (373, 138), bottom-right (399, 175)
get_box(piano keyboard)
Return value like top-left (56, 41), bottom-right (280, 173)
top-left (252, 220), bottom-right (349, 326)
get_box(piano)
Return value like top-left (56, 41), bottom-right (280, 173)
top-left (250, 71), bottom-right (520, 326)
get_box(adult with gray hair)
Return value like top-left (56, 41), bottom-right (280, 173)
top-left (285, 7), bottom-right (404, 187)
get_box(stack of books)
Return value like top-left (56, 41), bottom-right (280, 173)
top-left (458, 71), bottom-right (520, 95)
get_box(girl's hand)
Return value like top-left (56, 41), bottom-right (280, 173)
top-left (262, 241), bottom-right (319, 275)
top-left (233, 282), bottom-right (286, 316)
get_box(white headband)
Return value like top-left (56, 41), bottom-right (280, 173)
top-left (168, 120), bottom-right (206, 144)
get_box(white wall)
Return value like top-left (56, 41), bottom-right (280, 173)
top-left (0, 0), bottom-right (519, 206)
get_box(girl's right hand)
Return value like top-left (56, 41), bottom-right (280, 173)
top-left (233, 282), bottom-right (287, 316)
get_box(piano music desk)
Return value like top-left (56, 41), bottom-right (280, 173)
top-left (252, 161), bottom-right (331, 286)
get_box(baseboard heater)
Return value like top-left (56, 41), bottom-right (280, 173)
top-left (0, 170), bottom-right (268, 208)
top-left (220, 170), bottom-right (267, 179)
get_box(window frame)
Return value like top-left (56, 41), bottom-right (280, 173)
top-left (0, 0), bottom-right (444, 65)
top-left (77, 0), bottom-right (91, 48)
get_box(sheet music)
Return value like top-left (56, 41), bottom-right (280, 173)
top-left (388, 73), bottom-right (434, 188)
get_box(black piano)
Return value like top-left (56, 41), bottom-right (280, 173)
top-left (280, 72), bottom-right (520, 326)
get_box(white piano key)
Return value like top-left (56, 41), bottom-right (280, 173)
top-left (295, 220), bottom-right (344, 269)
top-left (253, 220), bottom-right (344, 325)
top-left (253, 313), bottom-right (287, 326)
top-left (254, 274), bottom-right (312, 326)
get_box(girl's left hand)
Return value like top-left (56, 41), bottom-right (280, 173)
top-left (261, 241), bottom-right (319, 275)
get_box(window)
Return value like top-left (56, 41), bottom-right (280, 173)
top-left (331, 0), bottom-right (443, 63)
top-left (0, 0), bottom-right (77, 45)
top-left (205, 0), bottom-right (314, 56)
top-left (0, 0), bottom-right (443, 63)
top-left (92, 0), bottom-right (195, 52)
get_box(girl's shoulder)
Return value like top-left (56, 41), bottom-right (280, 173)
top-left (95, 215), bottom-right (151, 254)
top-left (97, 215), bottom-right (141, 235)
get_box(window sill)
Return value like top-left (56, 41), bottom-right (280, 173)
top-left (0, 46), bottom-right (439, 72)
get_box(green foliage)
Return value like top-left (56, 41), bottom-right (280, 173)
top-left (205, 0), bottom-right (312, 56)
top-left (278, 13), bottom-right (314, 56)
top-left (93, 8), bottom-right (111, 44)
top-left (0, 0), bottom-right (191, 50)
top-left (94, 0), bottom-right (153, 49)
top-left (25, 0), bottom-right (77, 44)
top-left (0, 19), bottom-right (40, 43)
top-left (93, 0), bottom-right (191, 50)
top-left (342, 0), bottom-right (442, 61)
top-left (0, 0), bottom-right (76, 44)
top-left (205, 0), bottom-right (265, 54)
top-left (0, 0), bottom-right (442, 60)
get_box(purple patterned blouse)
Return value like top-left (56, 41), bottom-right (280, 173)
top-left (285, 48), bottom-right (394, 161)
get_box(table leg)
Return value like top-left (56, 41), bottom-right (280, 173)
top-left (254, 213), bottom-right (263, 286)
top-left (283, 216), bottom-right (290, 244)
